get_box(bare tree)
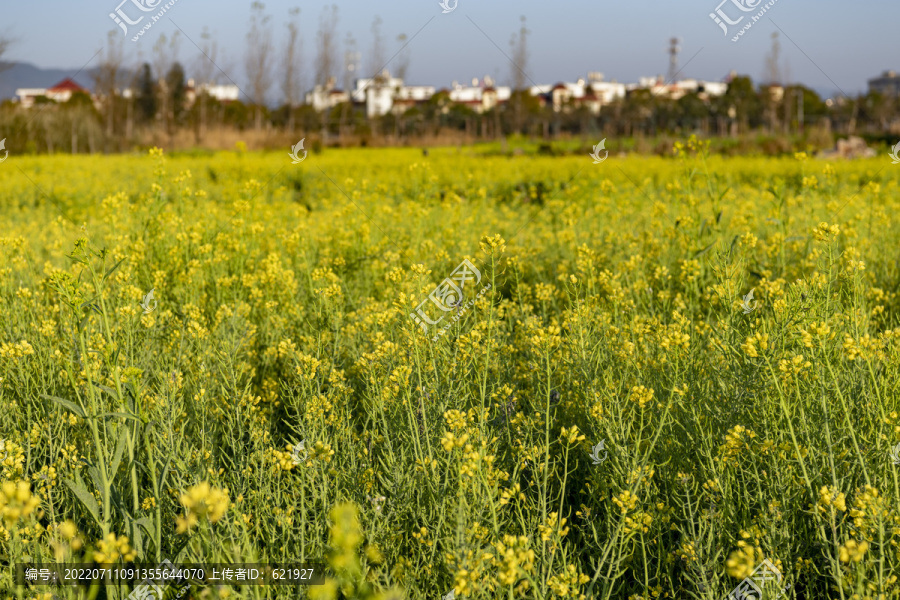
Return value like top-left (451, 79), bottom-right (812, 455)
top-left (153, 32), bottom-right (181, 140)
top-left (94, 31), bottom-right (125, 152)
top-left (125, 47), bottom-right (146, 143)
top-left (763, 32), bottom-right (781, 133)
top-left (194, 27), bottom-right (219, 142)
top-left (367, 16), bottom-right (386, 77)
top-left (282, 7), bottom-right (302, 130)
top-left (315, 4), bottom-right (339, 87)
top-left (246, 1), bottom-right (274, 130)
top-left (764, 32), bottom-right (781, 85)
top-left (509, 16), bottom-right (529, 91)
top-left (0, 34), bottom-right (12, 73)
top-left (394, 34), bottom-right (411, 82)
top-left (508, 16), bottom-right (530, 134)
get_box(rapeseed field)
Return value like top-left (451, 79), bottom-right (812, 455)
top-left (1, 139), bottom-right (900, 599)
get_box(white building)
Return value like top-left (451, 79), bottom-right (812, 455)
top-left (296, 70), bottom-right (728, 115)
top-left (14, 88), bottom-right (47, 108)
top-left (629, 76), bottom-right (727, 100)
top-left (533, 74), bottom-right (626, 114)
top-left (392, 84), bottom-right (437, 114)
top-left (203, 83), bottom-right (240, 102)
top-left (586, 73), bottom-right (627, 104)
top-left (306, 77), bottom-right (350, 112)
top-left (449, 77), bottom-right (511, 114)
top-left (352, 71), bottom-right (404, 118)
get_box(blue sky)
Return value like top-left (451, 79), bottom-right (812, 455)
top-left (2, 0), bottom-right (896, 100)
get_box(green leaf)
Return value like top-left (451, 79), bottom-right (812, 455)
top-left (158, 456), bottom-right (172, 498)
top-left (124, 515), bottom-right (144, 558)
top-left (103, 257), bottom-right (126, 281)
top-left (124, 382), bottom-right (138, 413)
top-left (110, 426), bottom-right (129, 478)
top-left (134, 516), bottom-right (155, 546)
top-left (95, 384), bottom-right (118, 399)
top-left (693, 241), bottom-right (716, 258)
top-left (95, 412), bottom-right (140, 422)
top-left (40, 394), bottom-right (86, 418)
top-left (87, 467), bottom-right (104, 496)
top-left (64, 476), bottom-right (101, 526)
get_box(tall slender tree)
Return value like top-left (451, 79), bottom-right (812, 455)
top-left (153, 32), bottom-right (181, 140)
top-left (282, 7), bottom-right (302, 130)
top-left (166, 62), bottom-right (187, 129)
top-left (367, 16), bottom-right (386, 78)
top-left (394, 34), bottom-right (411, 82)
top-left (315, 4), bottom-right (339, 87)
top-left (0, 34), bottom-right (12, 73)
top-left (763, 32), bottom-right (782, 132)
top-left (195, 27), bottom-right (219, 141)
top-left (509, 16), bottom-right (530, 91)
top-left (94, 31), bottom-right (124, 151)
top-left (508, 16), bottom-right (530, 134)
top-left (246, 1), bottom-right (274, 130)
top-left (135, 63), bottom-right (157, 124)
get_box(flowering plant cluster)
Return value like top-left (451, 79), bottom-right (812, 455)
top-left (0, 146), bottom-right (898, 598)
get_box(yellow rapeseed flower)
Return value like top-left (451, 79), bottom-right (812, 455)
top-left (176, 482), bottom-right (230, 533)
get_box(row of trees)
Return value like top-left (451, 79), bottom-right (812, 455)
top-left (1, 2), bottom-right (535, 151)
top-left (1, 10), bottom-right (898, 153)
top-left (3, 76), bottom-right (897, 152)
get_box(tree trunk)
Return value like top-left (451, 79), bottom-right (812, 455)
top-left (848, 100), bottom-right (858, 135)
top-left (126, 96), bottom-right (134, 143)
top-left (106, 97), bottom-right (114, 153)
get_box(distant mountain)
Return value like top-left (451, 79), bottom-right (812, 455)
top-left (0, 62), bottom-right (96, 101)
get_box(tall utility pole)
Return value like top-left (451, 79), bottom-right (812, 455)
top-left (668, 37), bottom-right (681, 82)
top-left (343, 32), bottom-right (360, 94)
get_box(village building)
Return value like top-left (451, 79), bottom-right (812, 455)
top-left (448, 77), bottom-right (512, 114)
top-left (626, 76), bottom-right (727, 100)
top-left (869, 71), bottom-right (900, 96)
top-left (15, 77), bottom-right (88, 108)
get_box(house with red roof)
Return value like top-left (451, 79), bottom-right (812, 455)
top-left (15, 77), bottom-right (88, 108)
